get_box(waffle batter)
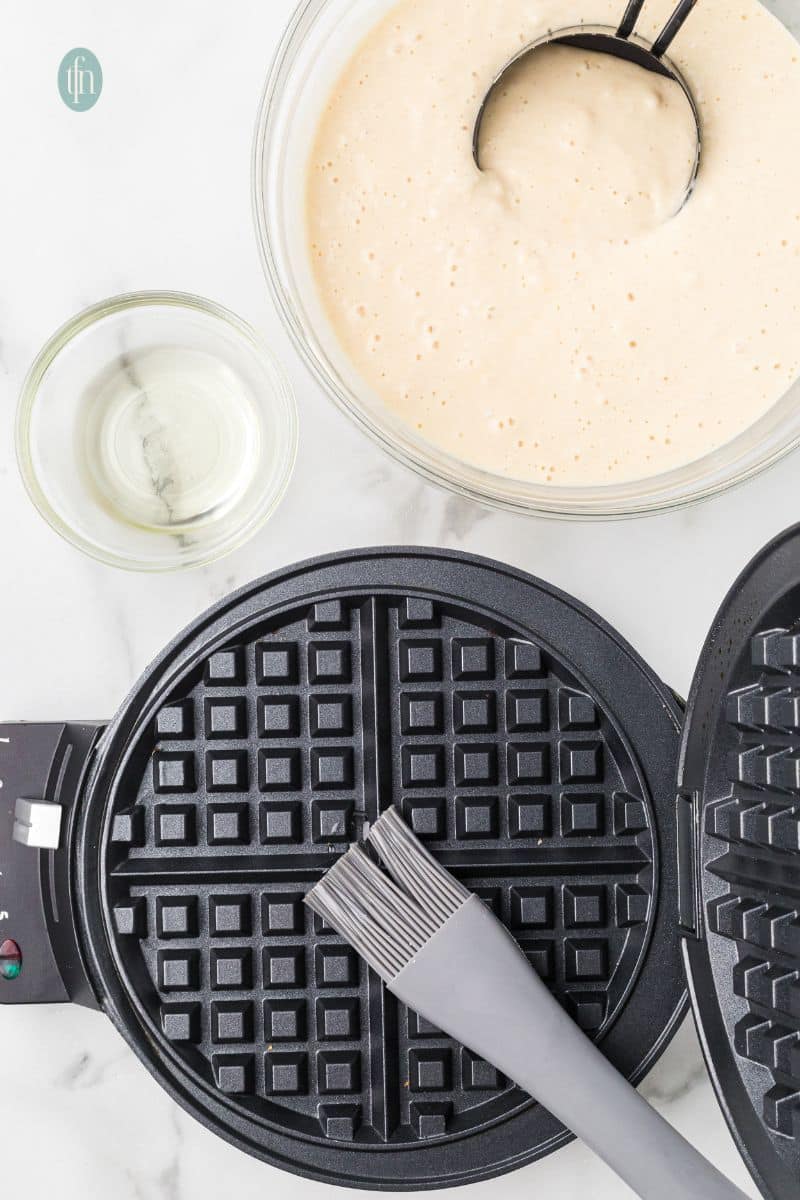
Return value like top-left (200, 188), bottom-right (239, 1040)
top-left (306, 0), bottom-right (800, 486)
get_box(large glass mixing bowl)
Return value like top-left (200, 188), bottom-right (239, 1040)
top-left (253, 0), bottom-right (800, 518)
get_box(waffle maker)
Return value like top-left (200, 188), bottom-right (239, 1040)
top-left (2, 534), bottom-right (799, 1197)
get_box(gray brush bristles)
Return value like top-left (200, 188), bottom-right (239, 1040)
top-left (367, 806), bottom-right (469, 919)
top-left (304, 808), bottom-right (469, 982)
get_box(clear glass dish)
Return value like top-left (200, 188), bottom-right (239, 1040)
top-left (253, 0), bottom-right (800, 519)
top-left (16, 292), bottom-right (298, 571)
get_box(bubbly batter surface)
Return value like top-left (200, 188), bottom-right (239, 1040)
top-left (307, 0), bottom-right (800, 485)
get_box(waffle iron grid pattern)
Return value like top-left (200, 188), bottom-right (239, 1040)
top-left (706, 622), bottom-right (800, 1161)
top-left (105, 593), bottom-right (656, 1148)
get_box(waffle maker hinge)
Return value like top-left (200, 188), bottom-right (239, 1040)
top-left (677, 790), bottom-right (703, 940)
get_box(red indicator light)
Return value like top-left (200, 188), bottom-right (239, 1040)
top-left (0, 939), bottom-right (21, 980)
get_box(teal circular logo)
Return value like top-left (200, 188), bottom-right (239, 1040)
top-left (58, 48), bottom-right (103, 112)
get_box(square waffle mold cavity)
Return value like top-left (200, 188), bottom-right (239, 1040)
top-left (10, 535), bottom-right (800, 1197)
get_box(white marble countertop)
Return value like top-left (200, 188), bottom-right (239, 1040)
top-left (1, 2), bottom-right (793, 1196)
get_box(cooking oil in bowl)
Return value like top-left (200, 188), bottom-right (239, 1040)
top-left (79, 346), bottom-right (261, 531)
top-left (17, 292), bottom-right (297, 570)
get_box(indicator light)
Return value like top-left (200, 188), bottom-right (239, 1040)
top-left (0, 939), bottom-right (21, 980)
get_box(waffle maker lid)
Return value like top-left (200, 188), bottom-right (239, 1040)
top-left (71, 547), bottom-right (688, 1190)
top-left (679, 522), bottom-right (800, 1200)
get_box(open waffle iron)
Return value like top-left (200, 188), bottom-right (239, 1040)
top-left (2, 533), bottom-right (800, 1197)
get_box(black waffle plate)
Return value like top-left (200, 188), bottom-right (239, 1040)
top-left (75, 549), bottom-right (687, 1189)
top-left (681, 524), bottom-right (800, 1200)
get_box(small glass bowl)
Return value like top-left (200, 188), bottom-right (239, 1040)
top-left (253, 0), bottom-right (800, 519)
top-left (16, 292), bottom-right (298, 571)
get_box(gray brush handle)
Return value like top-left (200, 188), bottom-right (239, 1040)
top-left (392, 896), bottom-right (751, 1200)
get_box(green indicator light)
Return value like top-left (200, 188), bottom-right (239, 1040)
top-left (0, 939), bottom-right (22, 981)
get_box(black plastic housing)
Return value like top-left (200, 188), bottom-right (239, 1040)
top-left (0, 722), bottom-right (102, 1008)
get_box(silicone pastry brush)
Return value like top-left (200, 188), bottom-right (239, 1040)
top-left (305, 807), bottom-right (751, 1200)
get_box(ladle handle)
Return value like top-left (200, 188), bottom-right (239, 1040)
top-left (652, 0), bottom-right (698, 58)
top-left (617, 0), bottom-right (646, 40)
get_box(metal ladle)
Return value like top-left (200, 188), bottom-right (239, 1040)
top-left (473, 0), bottom-right (701, 206)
